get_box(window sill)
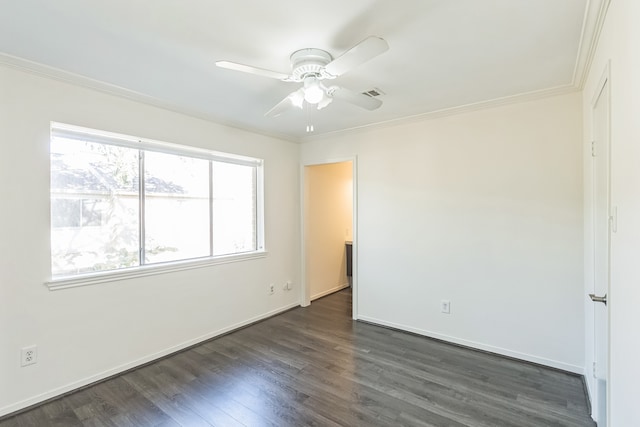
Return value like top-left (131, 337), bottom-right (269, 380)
top-left (45, 251), bottom-right (268, 291)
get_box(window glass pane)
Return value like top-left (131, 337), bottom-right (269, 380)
top-left (212, 162), bottom-right (257, 255)
top-left (51, 137), bottom-right (140, 276)
top-left (144, 151), bottom-right (210, 263)
top-left (81, 199), bottom-right (107, 226)
top-left (50, 124), bottom-right (264, 280)
top-left (51, 199), bottom-right (81, 228)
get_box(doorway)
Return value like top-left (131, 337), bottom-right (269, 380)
top-left (302, 159), bottom-right (356, 318)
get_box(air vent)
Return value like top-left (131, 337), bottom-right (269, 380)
top-left (362, 88), bottom-right (385, 97)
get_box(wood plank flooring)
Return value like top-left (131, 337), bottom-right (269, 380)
top-left (1, 289), bottom-right (595, 426)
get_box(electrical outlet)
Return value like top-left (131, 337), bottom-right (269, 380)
top-left (21, 345), bottom-right (37, 367)
top-left (268, 283), bottom-right (275, 295)
top-left (441, 300), bottom-right (451, 314)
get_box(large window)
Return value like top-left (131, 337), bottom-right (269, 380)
top-left (50, 123), bottom-right (264, 279)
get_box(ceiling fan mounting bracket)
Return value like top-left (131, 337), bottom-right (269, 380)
top-left (289, 48), bottom-right (334, 81)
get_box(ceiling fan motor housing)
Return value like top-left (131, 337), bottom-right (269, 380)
top-left (289, 48), bottom-right (334, 81)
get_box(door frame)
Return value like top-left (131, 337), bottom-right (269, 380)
top-left (300, 156), bottom-right (358, 319)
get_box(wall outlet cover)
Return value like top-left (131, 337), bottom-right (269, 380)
top-left (21, 345), bottom-right (37, 366)
top-left (441, 300), bottom-right (451, 314)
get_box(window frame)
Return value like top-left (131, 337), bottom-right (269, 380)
top-left (47, 122), bottom-right (266, 290)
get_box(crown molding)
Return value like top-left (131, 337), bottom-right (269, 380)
top-left (0, 53), bottom-right (299, 144)
top-left (572, 0), bottom-right (611, 89)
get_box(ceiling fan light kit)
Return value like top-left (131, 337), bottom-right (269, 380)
top-left (216, 36), bottom-right (389, 127)
top-left (303, 76), bottom-right (326, 104)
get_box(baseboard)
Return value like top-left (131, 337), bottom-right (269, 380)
top-left (581, 374), bottom-right (594, 421)
top-left (0, 302), bottom-right (300, 418)
top-left (311, 283), bottom-right (349, 301)
top-left (357, 315), bottom-right (584, 375)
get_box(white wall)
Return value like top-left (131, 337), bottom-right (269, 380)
top-left (582, 0), bottom-right (640, 425)
top-left (301, 92), bottom-right (584, 372)
top-left (305, 162), bottom-right (352, 300)
top-left (0, 65), bottom-right (301, 416)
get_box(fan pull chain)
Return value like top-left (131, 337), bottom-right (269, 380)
top-left (306, 103), bottom-right (314, 133)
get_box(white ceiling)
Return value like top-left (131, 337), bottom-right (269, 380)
top-left (0, 0), bottom-right (602, 141)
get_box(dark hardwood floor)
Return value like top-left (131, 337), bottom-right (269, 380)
top-left (1, 289), bottom-right (595, 426)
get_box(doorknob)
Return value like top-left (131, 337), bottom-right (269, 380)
top-left (589, 293), bottom-right (607, 305)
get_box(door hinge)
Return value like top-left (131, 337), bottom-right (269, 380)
top-left (591, 140), bottom-right (596, 157)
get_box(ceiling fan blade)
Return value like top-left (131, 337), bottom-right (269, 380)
top-left (265, 89), bottom-right (304, 117)
top-left (216, 60), bottom-right (291, 80)
top-left (330, 87), bottom-right (383, 110)
top-left (325, 36), bottom-right (389, 77)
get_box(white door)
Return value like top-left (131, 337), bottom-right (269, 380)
top-left (591, 72), bottom-right (610, 425)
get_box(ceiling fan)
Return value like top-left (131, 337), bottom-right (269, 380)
top-left (216, 36), bottom-right (389, 118)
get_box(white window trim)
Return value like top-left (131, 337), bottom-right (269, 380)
top-left (46, 251), bottom-right (267, 290)
top-left (52, 122), bottom-right (262, 166)
top-left (48, 122), bottom-right (266, 289)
